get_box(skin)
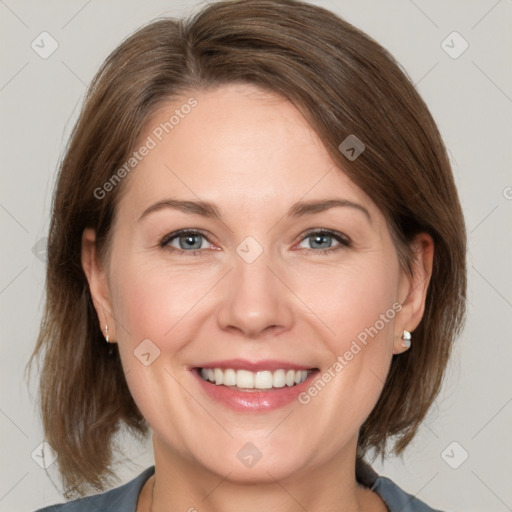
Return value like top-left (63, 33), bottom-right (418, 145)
top-left (82, 83), bottom-right (433, 512)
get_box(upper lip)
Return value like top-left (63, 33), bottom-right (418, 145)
top-left (192, 359), bottom-right (316, 372)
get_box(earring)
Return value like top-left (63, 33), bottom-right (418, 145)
top-left (401, 330), bottom-right (412, 349)
top-left (104, 324), bottom-right (110, 343)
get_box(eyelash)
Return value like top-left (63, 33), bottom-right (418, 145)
top-left (160, 229), bottom-right (351, 256)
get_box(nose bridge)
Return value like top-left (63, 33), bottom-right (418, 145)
top-left (216, 238), bottom-right (294, 337)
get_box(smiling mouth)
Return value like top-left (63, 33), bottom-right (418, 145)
top-left (197, 367), bottom-right (317, 391)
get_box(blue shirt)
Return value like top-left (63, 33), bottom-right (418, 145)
top-left (34, 464), bottom-right (444, 512)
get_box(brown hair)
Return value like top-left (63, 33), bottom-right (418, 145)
top-left (28, 0), bottom-right (466, 497)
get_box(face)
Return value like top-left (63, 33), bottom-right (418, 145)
top-left (83, 83), bottom-right (429, 483)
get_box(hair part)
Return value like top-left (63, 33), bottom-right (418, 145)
top-left (28, 0), bottom-right (466, 497)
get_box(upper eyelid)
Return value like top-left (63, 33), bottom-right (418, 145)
top-left (298, 228), bottom-right (350, 242)
top-left (161, 228), bottom-right (210, 244)
top-left (161, 228), bottom-right (350, 249)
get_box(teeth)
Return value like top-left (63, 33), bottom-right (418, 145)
top-left (254, 370), bottom-right (272, 389)
top-left (200, 367), bottom-right (309, 389)
top-left (214, 368), bottom-right (223, 385)
top-left (272, 369), bottom-right (286, 388)
top-left (237, 369), bottom-right (255, 389)
top-left (223, 368), bottom-right (237, 386)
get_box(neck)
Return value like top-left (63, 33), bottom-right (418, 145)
top-left (145, 435), bottom-right (385, 512)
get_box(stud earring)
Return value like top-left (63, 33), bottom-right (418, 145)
top-left (104, 324), bottom-right (110, 343)
top-left (401, 330), bottom-right (412, 349)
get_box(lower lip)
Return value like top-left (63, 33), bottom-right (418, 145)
top-left (192, 369), bottom-right (318, 412)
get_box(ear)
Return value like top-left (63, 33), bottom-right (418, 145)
top-left (81, 228), bottom-right (117, 343)
top-left (394, 232), bottom-right (434, 354)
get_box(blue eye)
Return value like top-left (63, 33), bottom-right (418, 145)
top-left (298, 230), bottom-right (351, 254)
top-left (161, 230), bottom-right (209, 255)
top-left (160, 229), bottom-right (351, 256)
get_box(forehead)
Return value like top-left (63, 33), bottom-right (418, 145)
top-left (116, 83), bottom-right (378, 222)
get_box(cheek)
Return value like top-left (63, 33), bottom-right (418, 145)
top-left (296, 263), bottom-right (399, 422)
top-left (339, 269), bottom-right (399, 356)
top-left (107, 256), bottom-right (222, 400)
top-left (110, 258), bottom-right (216, 341)
top-left (292, 255), bottom-right (400, 351)
top-left (107, 259), bottom-right (213, 437)
top-left (292, 253), bottom-right (401, 409)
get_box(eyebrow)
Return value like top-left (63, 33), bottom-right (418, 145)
top-left (139, 199), bottom-right (222, 221)
top-left (287, 199), bottom-right (371, 222)
top-left (138, 198), bottom-right (371, 222)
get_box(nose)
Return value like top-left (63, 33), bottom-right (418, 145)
top-left (216, 252), bottom-right (294, 339)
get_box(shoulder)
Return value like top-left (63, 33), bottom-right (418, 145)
top-left (356, 459), bottom-right (446, 512)
top-left (33, 466), bottom-right (155, 512)
top-left (372, 475), bottom-right (446, 512)
top-left (34, 463), bottom-right (445, 512)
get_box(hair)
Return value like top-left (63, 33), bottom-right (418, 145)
top-left (27, 0), bottom-right (466, 498)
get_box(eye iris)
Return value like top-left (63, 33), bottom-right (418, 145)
top-left (310, 233), bottom-right (331, 249)
top-left (180, 234), bottom-right (202, 250)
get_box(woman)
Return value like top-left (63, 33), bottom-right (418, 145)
top-left (30, 0), bottom-right (466, 511)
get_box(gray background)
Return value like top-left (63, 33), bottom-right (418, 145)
top-left (1, 1), bottom-right (511, 511)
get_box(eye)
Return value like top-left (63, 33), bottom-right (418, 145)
top-left (297, 229), bottom-right (351, 254)
top-left (159, 228), bottom-right (351, 256)
top-left (160, 230), bottom-right (211, 255)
